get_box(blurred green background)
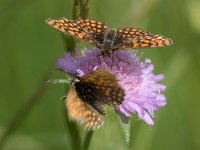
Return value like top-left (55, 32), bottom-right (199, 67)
top-left (0, 0), bottom-right (200, 149)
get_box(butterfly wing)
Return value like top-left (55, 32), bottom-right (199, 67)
top-left (76, 19), bottom-right (108, 48)
top-left (114, 28), bottom-right (173, 50)
top-left (80, 69), bottom-right (125, 107)
top-left (66, 88), bottom-right (104, 130)
top-left (46, 18), bottom-right (108, 48)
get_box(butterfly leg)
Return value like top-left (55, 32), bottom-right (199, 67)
top-left (60, 95), bottom-right (66, 101)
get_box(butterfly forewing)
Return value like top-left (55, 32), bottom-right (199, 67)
top-left (66, 88), bottom-right (104, 130)
top-left (74, 78), bottom-right (107, 115)
top-left (115, 28), bottom-right (173, 50)
top-left (46, 18), bottom-right (108, 48)
top-left (46, 18), bottom-right (90, 41)
top-left (80, 69), bottom-right (125, 107)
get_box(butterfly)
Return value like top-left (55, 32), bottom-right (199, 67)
top-left (66, 69), bottom-right (125, 130)
top-left (46, 18), bottom-right (173, 56)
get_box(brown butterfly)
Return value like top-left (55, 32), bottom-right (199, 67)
top-left (66, 69), bottom-right (125, 130)
top-left (46, 18), bottom-right (173, 56)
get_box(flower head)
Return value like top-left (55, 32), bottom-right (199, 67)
top-left (57, 48), bottom-right (167, 125)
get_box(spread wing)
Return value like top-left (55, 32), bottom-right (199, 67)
top-left (114, 28), bottom-right (173, 50)
top-left (66, 88), bottom-right (104, 130)
top-left (46, 18), bottom-right (109, 48)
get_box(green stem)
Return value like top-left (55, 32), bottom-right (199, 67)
top-left (62, 34), bottom-right (76, 54)
top-left (82, 131), bottom-right (94, 150)
top-left (63, 0), bottom-right (92, 150)
top-left (63, 103), bottom-right (81, 150)
top-left (73, 0), bottom-right (80, 19)
top-left (80, 0), bottom-right (90, 19)
top-left (61, 0), bottom-right (82, 149)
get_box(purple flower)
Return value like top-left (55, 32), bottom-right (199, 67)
top-left (57, 48), bottom-right (167, 125)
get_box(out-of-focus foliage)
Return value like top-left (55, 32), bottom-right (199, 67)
top-left (0, 0), bottom-right (200, 150)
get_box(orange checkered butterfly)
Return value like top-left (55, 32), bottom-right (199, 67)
top-left (66, 69), bottom-right (125, 130)
top-left (46, 18), bottom-right (173, 56)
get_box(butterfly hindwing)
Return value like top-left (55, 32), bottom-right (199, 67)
top-left (66, 88), bottom-right (104, 130)
top-left (115, 28), bottom-right (173, 50)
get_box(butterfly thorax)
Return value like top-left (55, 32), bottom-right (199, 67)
top-left (101, 29), bottom-right (117, 56)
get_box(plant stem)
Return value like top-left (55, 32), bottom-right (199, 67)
top-left (80, 0), bottom-right (90, 19)
top-left (63, 102), bottom-right (81, 150)
top-left (73, 0), bottom-right (80, 19)
top-left (82, 131), bottom-right (94, 150)
top-left (61, 1), bottom-right (82, 149)
top-left (62, 34), bottom-right (76, 54)
top-left (63, 1), bottom-right (92, 150)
